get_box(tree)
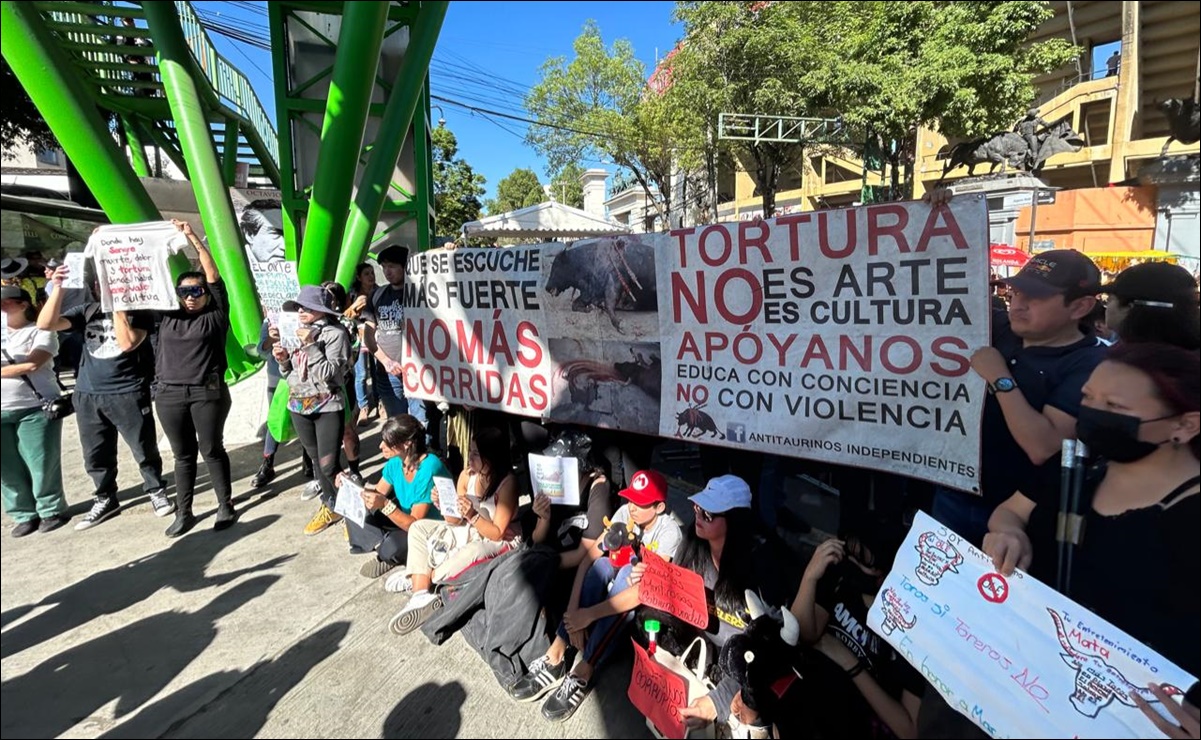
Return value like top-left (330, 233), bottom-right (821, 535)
top-left (526, 21), bottom-right (679, 225)
top-left (431, 124), bottom-right (486, 236)
top-left (488, 167), bottom-right (544, 214)
top-left (1, 57), bottom-right (58, 158)
top-left (548, 162), bottom-right (585, 209)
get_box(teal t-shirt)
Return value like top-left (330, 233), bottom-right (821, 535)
top-left (381, 454), bottom-right (448, 520)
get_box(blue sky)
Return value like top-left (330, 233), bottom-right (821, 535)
top-left (201, 1), bottom-right (683, 200)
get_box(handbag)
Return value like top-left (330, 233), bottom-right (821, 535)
top-left (2, 348), bottom-right (74, 420)
top-left (648, 636), bottom-right (717, 740)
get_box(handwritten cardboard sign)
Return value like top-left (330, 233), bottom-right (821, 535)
top-left (639, 550), bottom-right (709, 629)
top-left (629, 640), bottom-right (688, 740)
top-left (528, 454), bottom-right (580, 506)
top-left (867, 511), bottom-right (1197, 739)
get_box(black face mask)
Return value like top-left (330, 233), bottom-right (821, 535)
top-left (1075, 406), bottom-right (1175, 464)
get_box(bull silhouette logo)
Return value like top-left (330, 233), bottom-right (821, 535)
top-left (877, 587), bottom-right (917, 636)
top-left (675, 403), bottom-right (724, 439)
top-left (913, 531), bottom-right (963, 586)
top-left (1047, 609), bottom-right (1182, 718)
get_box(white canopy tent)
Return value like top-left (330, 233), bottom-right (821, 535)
top-left (461, 201), bottom-right (631, 241)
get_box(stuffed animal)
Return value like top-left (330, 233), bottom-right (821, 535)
top-left (599, 516), bottom-right (637, 567)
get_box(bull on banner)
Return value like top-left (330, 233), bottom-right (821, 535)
top-left (403, 197), bottom-right (990, 492)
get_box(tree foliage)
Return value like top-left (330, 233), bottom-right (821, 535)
top-left (525, 21), bottom-right (679, 224)
top-left (488, 167), bottom-right (544, 214)
top-left (668, 1), bottom-right (1081, 213)
top-left (431, 124), bottom-right (486, 236)
top-left (549, 162), bottom-right (585, 209)
top-left (1, 57), bottom-right (58, 158)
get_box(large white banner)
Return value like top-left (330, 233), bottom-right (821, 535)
top-left (404, 198), bottom-right (990, 491)
top-left (867, 511), bottom-right (1196, 738)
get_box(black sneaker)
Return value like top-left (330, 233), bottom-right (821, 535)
top-left (165, 511), bottom-right (197, 538)
top-left (509, 656), bottom-right (567, 702)
top-left (11, 519), bottom-right (39, 538)
top-left (74, 497), bottom-right (120, 531)
top-left (540, 674), bottom-right (590, 722)
top-left (149, 490), bottom-right (176, 518)
top-left (39, 514), bottom-right (71, 533)
top-left (214, 504), bottom-right (237, 531)
top-left (251, 459), bottom-right (275, 488)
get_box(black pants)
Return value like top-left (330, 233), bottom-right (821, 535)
top-left (291, 409), bottom-right (345, 509)
top-left (74, 389), bottom-right (166, 500)
top-left (347, 511), bottom-right (410, 563)
top-left (155, 382), bottom-right (233, 510)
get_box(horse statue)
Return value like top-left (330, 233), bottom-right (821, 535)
top-left (938, 116), bottom-right (1084, 181)
top-left (1159, 97), bottom-right (1200, 155)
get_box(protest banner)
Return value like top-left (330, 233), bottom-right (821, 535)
top-left (249, 258), bottom-right (300, 322)
top-left (528, 453), bottom-right (581, 506)
top-left (85, 222), bottom-right (186, 312)
top-left (639, 550), bottom-right (709, 629)
top-left (866, 511), bottom-right (1197, 739)
top-left (629, 640), bottom-right (688, 740)
top-left (403, 200), bottom-right (990, 492)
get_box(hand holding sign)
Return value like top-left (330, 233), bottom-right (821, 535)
top-left (629, 640), bottom-right (689, 740)
top-left (432, 477), bottom-right (457, 518)
top-left (638, 550), bottom-right (709, 629)
top-left (333, 477), bottom-right (367, 528)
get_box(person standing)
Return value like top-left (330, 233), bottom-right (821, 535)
top-left (153, 221), bottom-right (237, 537)
top-left (348, 262), bottom-right (378, 427)
top-left (38, 258), bottom-right (173, 531)
top-left (272, 285), bottom-right (352, 535)
top-left (362, 245), bottom-right (427, 429)
top-left (1, 286), bottom-right (69, 536)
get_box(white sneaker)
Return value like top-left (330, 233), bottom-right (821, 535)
top-left (383, 569), bottom-right (411, 593)
top-left (299, 481), bottom-right (322, 501)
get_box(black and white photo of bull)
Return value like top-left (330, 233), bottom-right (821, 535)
top-left (545, 236), bottom-right (658, 332)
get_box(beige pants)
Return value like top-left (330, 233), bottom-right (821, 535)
top-left (406, 518), bottom-right (518, 583)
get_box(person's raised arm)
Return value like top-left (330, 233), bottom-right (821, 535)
top-left (36, 266), bottom-right (72, 332)
top-left (173, 220), bottom-right (219, 284)
top-left (464, 474), bottom-right (519, 543)
top-left (790, 538), bottom-right (842, 644)
top-left (972, 347), bottom-right (1077, 464)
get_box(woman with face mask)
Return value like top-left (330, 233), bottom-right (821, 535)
top-left (154, 221), bottom-right (236, 537)
top-left (985, 343), bottom-right (1200, 690)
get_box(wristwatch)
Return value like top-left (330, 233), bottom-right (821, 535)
top-left (988, 377), bottom-right (1017, 395)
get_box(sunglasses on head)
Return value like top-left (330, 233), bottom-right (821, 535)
top-left (693, 504), bottom-right (725, 523)
top-left (176, 285), bottom-right (207, 299)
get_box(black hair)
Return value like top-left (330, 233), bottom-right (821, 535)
top-left (352, 262), bottom-right (375, 296)
top-left (1106, 342), bottom-right (1201, 460)
top-left (381, 414), bottom-right (427, 457)
top-left (837, 511), bottom-right (908, 574)
top-left (239, 199), bottom-right (282, 240)
top-left (676, 507), bottom-right (759, 617)
top-left (1114, 297), bottom-right (1200, 351)
top-left (473, 426), bottom-right (512, 501)
top-left (176, 271), bottom-right (206, 287)
top-left (319, 281), bottom-right (347, 312)
top-left (377, 245), bottom-right (410, 267)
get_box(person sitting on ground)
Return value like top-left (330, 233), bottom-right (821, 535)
top-left (790, 514), bottom-right (925, 739)
top-left (526, 428), bottom-right (617, 571)
top-left (510, 469), bottom-right (682, 723)
top-left (387, 426), bottom-right (522, 635)
top-left (1102, 261), bottom-right (1199, 350)
top-left (341, 414), bottom-right (447, 578)
top-left (984, 342), bottom-right (1200, 681)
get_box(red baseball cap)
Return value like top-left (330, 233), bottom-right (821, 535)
top-left (619, 470), bottom-right (668, 507)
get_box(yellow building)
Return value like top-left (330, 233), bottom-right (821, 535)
top-left (716, 1), bottom-right (1201, 220)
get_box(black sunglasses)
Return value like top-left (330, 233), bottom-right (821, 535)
top-left (176, 285), bottom-right (207, 299)
top-left (693, 504), bottom-right (725, 523)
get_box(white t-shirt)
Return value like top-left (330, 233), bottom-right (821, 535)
top-left (85, 221), bottom-right (187, 312)
top-left (611, 505), bottom-right (684, 561)
top-left (0, 324), bottom-right (60, 410)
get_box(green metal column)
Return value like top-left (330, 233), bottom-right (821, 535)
top-left (143, 2), bottom-right (260, 378)
top-left (222, 120), bottom-right (240, 187)
top-left (1, 1), bottom-right (159, 223)
top-left (122, 116), bottom-right (152, 179)
top-left (335, 2), bottom-right (448, 286)
top-left (297, 2), bottom-right (390, 285)
top-left (414, 79), bottom-right (434, 253)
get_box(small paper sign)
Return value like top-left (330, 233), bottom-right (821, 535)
top-left (638, 550), bottom-right (709, 629)
top-left (528, 453), bottom-right (580, 507)
top-left (433, 476), bottom-right (459, 518)
top-left (275, 312), bottom-right (302, 350)
top-left (62, 253), bottom-right (86, 290)
top-left (333, 478), bottom-right (367, 528)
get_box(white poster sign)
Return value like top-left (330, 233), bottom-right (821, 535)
top-left (433, 477), bottom-right (459, 519)
top-left (275, 312), bottom-right (302, 350)
top-left (84, 221), bottom-right (186, 312)
top-left (528, 454), bottom-right (581, 507)
top-left (333, 478), bottom-right (367, 528)
top-left (867, 511), bottom-right (1196, 739)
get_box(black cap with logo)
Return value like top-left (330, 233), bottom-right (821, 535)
top-left (999, 249), bottom-right (1101, 300)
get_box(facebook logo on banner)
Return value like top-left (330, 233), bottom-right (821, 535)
top-left (727, 423), bottom-right (747, 444)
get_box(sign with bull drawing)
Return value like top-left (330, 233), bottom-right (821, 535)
top-left (867, 511), bottom-right (1196, 739)
top-left (401, 198), bottom-right (991, 492)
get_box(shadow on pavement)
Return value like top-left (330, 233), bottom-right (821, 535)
top-left (100, 622), bottom-right (352, 739)
top-left (0, 575), bottom-right (280, 739)
top-left (382, 681), bottom-right (467, 739)
top-left (0, 515), bottom-right (292, 659)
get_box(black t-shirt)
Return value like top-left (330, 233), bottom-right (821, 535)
top-left (524, 476), bottom-right (616, 552)
top-left (1026, 466), bottom-right (1200, 676)
top-left (979, 315), bottom-right (1104, 505)
top-left (812, 569), bottom-right (926, 736)
top-left (363, 284), bottom-right (405, 361)
top-left (156, 279), bottom-right (230, 385)
top-left (64, 302), bottom-right (156, 395)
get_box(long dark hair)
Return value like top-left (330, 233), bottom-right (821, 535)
top-left (1106, 342), bottom-right (1201, 460)
top-left (473, 426), bottom-right (512, 501)
top-left (319, 281), bottom-right (347, 313)
top-left (1116, 300), bottom-right (1200, 350)
top-left (676, 507), bottom-right (759, 617)
top-left (352, 262), bottom-right (375, 297)
top-left (381, 414), bottom-right (427, 457)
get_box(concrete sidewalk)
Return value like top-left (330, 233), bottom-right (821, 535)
top-left (0, 414), bottom-right (652, 739)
